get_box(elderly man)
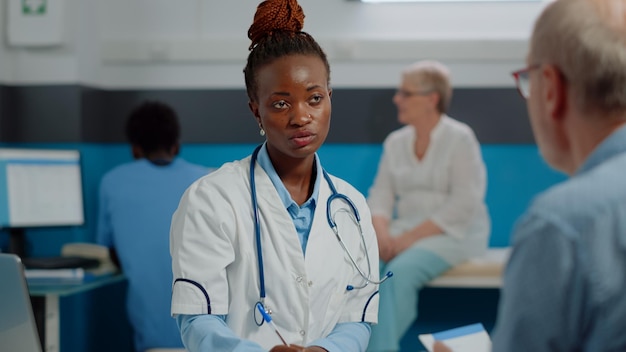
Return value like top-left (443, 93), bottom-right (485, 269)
top-left (435, 0), bottom-right (626, 351)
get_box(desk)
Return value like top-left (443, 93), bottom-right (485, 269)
top-left (27, 273), bottom-right (126, 352)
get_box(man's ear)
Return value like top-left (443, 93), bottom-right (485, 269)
top-left (171, 143), bottom-right (180, 157)
top-left (541, 64), bottom-right (571, 161)
top-left (542, 64), bottom-right (568, 121)
top-left (131, 145), bottom-right (143, 160)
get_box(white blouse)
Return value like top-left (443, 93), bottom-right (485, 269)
top-left (367, 115), bottom-right (490, 261)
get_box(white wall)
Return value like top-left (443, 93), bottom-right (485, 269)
top-left (0, 0), bottom-right (81, 83)
top-left (1, 0), bottom-right (551, 88)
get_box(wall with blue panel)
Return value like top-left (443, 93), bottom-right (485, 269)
top-left (0, 141), bottom-right (565, 352)
top-left (2, 142), bottom-right (565, 254)
top-left (0, 85), bottom-right (567, 352)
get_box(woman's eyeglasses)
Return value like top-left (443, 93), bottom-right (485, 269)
top-left (395, 89), bottom-right (432, 99)
top-left (511, 64), bottom-right (540, 99)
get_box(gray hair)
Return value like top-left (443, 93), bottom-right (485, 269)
top-left (402, 60), bottom-right (452, 114)
top-left (530, 0), bottom-right (626, 115)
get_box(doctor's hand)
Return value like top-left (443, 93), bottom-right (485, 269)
top-left (270, 344), bottom-right (328, 352)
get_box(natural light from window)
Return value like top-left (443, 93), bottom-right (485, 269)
top-left (358, 0), bottom-right (538, 2)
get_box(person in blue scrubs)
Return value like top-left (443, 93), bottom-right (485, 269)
top-left (97, 100), bottom-right (209, 352)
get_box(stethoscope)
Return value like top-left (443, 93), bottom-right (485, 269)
top-left (250, 144), bottom-right (392, 326)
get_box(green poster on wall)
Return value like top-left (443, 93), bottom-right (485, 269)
top-left (22, 0), bottom-right (47, 15)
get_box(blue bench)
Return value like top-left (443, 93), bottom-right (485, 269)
top-left (427, 145), bottom-right (564, 288)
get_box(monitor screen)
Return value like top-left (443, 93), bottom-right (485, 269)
top-left (0, 148), bottom-right (84, 228)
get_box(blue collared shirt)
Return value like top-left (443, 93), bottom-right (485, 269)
top-left (492, 124), bottom-right (626, 351)
top-left (96, 158), bottom-right (209, 351)
top-left (256, 143), bottom-right (321, 254)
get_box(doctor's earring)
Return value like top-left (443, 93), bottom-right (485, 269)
top-left (259, 128), bottom-right (265, 137)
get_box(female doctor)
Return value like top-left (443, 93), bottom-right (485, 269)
top-left (169, 1), bottom-right (381, 351)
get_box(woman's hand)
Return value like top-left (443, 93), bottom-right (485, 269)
top-left (394, 220), bottom-right (444, 257)
top-left (379, 228), bottom-right (424, 262)
top-left (270, 344), bottom-right (327, 352)
top-left (379, 235), bottom-right (396, 262)
top-left (372, 216), bottom-right (395, 262)
top-left (394, 230), bottom-right (419, 255)
top-left (382, 233), bottom-right (414, 262)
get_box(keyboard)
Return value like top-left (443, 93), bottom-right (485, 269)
top-left (22, 256), bottom-right (101, 269)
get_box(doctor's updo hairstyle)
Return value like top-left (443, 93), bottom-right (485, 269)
top-left (244, 0), bottom-right (331, 102)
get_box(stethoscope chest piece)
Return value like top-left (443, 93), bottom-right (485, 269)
top-left (254, 301), bottom-right (271, 326)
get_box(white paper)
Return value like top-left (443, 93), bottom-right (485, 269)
top-left (419, 323), bottom-right (491, 352)
top-left (25, 268), bottom-right (85, 280)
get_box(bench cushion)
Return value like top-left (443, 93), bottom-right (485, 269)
top-left (426, 247), bottom-right (511, 288)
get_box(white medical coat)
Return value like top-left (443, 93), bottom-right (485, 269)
top-left (170, 155), bottom-right (380, 350)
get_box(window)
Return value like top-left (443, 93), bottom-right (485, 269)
top-left (354, 0), bottom-right (538, 3)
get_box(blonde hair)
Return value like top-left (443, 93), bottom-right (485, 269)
top-left (402, 60), bottom-right (452, 114)
top-left (530, 0), bottom-right (626, 115)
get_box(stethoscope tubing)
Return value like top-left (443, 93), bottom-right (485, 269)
top-left (249, 144), bottom-right (391, 324)
top-left (251, 145), bottom-right (267, 303)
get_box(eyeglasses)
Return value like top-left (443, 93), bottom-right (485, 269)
top-left (395, 89), bottom-right (432, 99)
top-left (511, 64), bottom-right (540, 99)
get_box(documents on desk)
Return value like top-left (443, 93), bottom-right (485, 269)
top-left (26, 265), bottom-right (118, 283)
top-left (419, 323), bottom-right (491, 352)
top-left (26, 242), bottom-right (118, 283)
top-left (25, 267), bottom-right (88, 282)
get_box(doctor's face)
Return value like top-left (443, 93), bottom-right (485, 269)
top-left (249, 54), bottom-right (332, 162)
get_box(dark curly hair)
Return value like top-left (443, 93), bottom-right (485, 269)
top-left (125, 101), bottom-right (180, 155)
top-left (243, 0), bottom-right (330, 102)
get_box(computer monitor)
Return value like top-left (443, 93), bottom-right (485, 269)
top-left (0, 148), bottom-right (85, 257)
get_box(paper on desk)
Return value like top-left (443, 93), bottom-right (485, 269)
top-left (419, 323), bottom-right (491, 352)
top-left (25, 268), bottom-right (86, 281)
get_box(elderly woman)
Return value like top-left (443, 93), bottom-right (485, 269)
top-left (366, 60), bottom-right (490, 352)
